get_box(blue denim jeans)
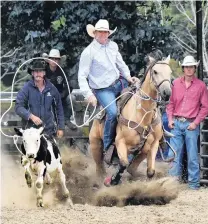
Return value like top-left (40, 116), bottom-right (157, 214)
top-left (156, 112), bottom-right (171, 160)
top-left (168, 119), bottom-right (200, 189)
top-left (93, 77), bottom-right (128, 150)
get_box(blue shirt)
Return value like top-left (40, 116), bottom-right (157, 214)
top-left (78, 39), bottom-right (131, 98)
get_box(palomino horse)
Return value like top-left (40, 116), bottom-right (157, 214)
top-left (89, 56), bottom-right (172, 186)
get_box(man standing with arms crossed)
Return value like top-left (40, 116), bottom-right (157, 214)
top-left (166, 55), bottom-right (208, 189)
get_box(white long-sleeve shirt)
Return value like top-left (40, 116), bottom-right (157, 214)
top-left (78, 39), bottom-right (131, 98)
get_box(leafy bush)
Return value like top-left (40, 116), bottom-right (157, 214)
top-left (1, 1), bottom-right (175, 89)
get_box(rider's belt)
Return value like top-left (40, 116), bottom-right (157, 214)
top-left (175, 116), bottom-right (195, 123)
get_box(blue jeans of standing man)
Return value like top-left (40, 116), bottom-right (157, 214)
top-left (168, 119), bottom-right (200, 189)
top-left (93, 77), bottom-right (128, 151)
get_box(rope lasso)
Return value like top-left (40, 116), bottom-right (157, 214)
top-left (0, 57), bottom-right (164, 155)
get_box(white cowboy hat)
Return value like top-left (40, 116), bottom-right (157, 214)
top-left (42, 49), bottom-right (66, 64)
top-left (181, 55), bottom-right (200, 67)
top-left (86, 19), bottom-right (117, 38)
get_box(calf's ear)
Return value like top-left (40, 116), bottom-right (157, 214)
top-left (14, 127), bottom-right (24, 136)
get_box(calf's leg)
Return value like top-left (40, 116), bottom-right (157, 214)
top-left (36, 161), bottom-right (46, 207)
top-left (21, 155), bottom-right (32, 188)
top-left (57, 163), bottom-right (73, 207)
top-left (45, 172), bottom-right (52, 185)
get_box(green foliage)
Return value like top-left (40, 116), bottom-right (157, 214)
top-left (1, 1), bottom-right (175, 89)
top-left (51, 15), bottom-right (66, 31)
top-left (169, 59), bottom-right (183, 78)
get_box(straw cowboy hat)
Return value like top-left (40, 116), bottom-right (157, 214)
top-left (42, 49), bottom-right (66, 63)
top-left (86, 19), bottom-right (117, 38)
top-left (181, 55), bottom-right (200, 67)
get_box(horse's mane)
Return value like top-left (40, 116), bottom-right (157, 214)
top-left (140, 50), bottom-right (164, 85)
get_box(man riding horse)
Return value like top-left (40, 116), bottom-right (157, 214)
top-left (78, 19), bottom-right (139, 163)
top-left (78, 19), bottom-right (173, 186)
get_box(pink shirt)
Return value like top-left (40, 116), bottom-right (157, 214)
top-left (166, 76), bottom-right (208, 125)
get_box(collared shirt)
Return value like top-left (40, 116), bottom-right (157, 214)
top-left (78, 39), bottom-right (131, 98)
top-left (166, 76), bottom-right (208, 125)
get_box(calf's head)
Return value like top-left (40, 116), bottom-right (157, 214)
top-left (14, 127), bottom-right (44, 158)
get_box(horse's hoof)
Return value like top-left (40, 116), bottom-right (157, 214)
top-left (147, 169), bottom-right (155, 178)
top-left (104, 176), bottom-right (112, 187)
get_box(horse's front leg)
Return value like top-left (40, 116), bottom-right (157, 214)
top-left (116, 138), bottom-right (129, 166)
top-left (21, 155), bottom-right (33, 188)
top-left (146, 140), bottom-right (159, 178)
top-left (104, 138), bottom-right (129, 186)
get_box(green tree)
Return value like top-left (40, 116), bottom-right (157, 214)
top-left (1, 1), bottom-right (175, 90)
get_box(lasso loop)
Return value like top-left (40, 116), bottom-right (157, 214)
top-left (0, 57), bottom-right (158, 155)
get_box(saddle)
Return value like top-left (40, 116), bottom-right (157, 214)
top-left (95, 84), bottom-right (138, 123)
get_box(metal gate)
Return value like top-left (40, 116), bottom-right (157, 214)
top-left (200, 78), bottom-right (208, 184)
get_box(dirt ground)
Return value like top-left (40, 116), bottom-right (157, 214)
top-left (1, 146), bottom-right (208, 224)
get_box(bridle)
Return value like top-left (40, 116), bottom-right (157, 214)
top-left (149, 61), bottom-right (171, 91)
top-left (138, 61), bottom-right (172, 102)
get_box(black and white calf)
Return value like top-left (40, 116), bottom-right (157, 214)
top-left (14, 127), bottom-right (72, 207)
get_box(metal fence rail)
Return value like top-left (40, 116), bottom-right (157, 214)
top-left (200, 78), bottom-right (208, 184)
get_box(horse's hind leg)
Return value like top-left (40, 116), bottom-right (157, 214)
top-left (90, 135), bottom-right (106, 178)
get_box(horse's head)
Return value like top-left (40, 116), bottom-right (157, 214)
top-left (148, 55), bottom-right (172, 102)
top-left (14, 127), bottom-right (44, 159)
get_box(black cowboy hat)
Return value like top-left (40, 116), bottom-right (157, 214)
top-left (28, 60), bottom-right (46, 74)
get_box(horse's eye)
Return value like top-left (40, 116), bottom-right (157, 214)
top-left (154, 70), bottom-right (158, 75)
